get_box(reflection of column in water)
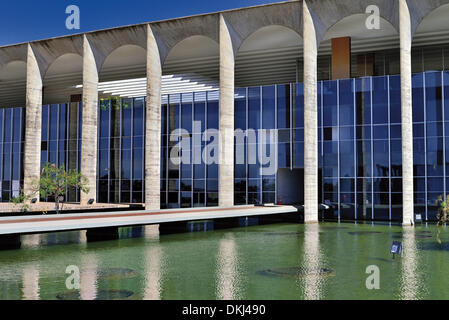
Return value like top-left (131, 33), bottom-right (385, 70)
top-left (144, 246), bottom-right (163, 300)
top-left (216, 236), bottom-right (241, 300)
top-left (22, 265), bottom-right (40, 300)
top-left (21, 234), bottom-right (40, 248)
top-left (80, 254), bottom-right (98, 300)
top-left (144, 225), bottom-right (160, 241)
top-left (303, 224), bottom-right (322, 300)
top-left (79, 230), bottom-right (87, 244)
top-left (400, 228), bottom-right (421, 300)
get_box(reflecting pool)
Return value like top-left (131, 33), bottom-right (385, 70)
top-left (0, 222), bottom-right (448, 300)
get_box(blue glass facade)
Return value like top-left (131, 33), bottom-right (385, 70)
top-left (160, 91), bottom-right (220, 208)
top-left (41, 103), bottom-right (82, 202)
top-left (2, 71), bottom-right (449, 222)
top-left (97, 98), bottom-right (145, 204)
top-left (0, 107), bottom-right (25, 202)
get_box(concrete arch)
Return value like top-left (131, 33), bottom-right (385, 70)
top-left (99, 44), bottom-right (147, 82)
top-left (42, 53), bottom-right (83, 104)
top-left (238, 25), bottom-right (303, 53)
top-left (307, 0), bottom-right (399, 45)
top-left (86, 25), bottom-right (147, 74)
top-left (0, 44), bottom-right (27, 70)
top-left (0, 60), bottom-right (27, 107)
top-left (150, 14), bottom-right (219, 66)
top-left (235, 24), bottom-right (303, 86)
top-left (43, 53), bottom-right (83, 80)
top-left (29, 36), bottom-right (83, 80)
top-left (407, 0), bottom-right (449, 37)
top-left (0, 60), bottom-right (27, 81)
top-left (162, 35), bottom-right (219, 79)
top-left (411, 1), bottom-right (449, 39)
top-left (222, 1), bottom-right (302, 56)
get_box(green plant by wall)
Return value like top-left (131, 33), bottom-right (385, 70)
top-left (437, 195), bottom-right (449, 244)
top-left (11, 193), bottom-right (31, 213)
top-left (29, 163), bottom-right (90, 215)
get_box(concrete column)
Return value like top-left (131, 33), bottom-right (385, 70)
top-left (80, 35), bottom-right (99, 205)
top-left (219, 14), bottom-right (235, 207)
top-left (399, 0), bottom-right (414, 226)
top-left (145, 25), bottom-right (162, 210)
top-left (23, 44), bottom-right (43, 201)
top-left (303, 1), bottom-right (319, 223)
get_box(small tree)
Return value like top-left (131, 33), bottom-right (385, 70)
top-left (31, 163), bottom-right (90, 214)
top-left (437, 195), bottom-right (449, 244)
top-left (11, 193), bottom-right (31, 213)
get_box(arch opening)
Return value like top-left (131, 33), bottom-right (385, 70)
top-left (0, 60), bottom-right (26, 107)
top-left (319, 13), bottom-right (399, 80)
top-left (235, 25), bottom-right (302, 87)
top-left (412, 4), bottom-right (449, 73)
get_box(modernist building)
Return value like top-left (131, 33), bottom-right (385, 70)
top-left (0, 0), bottom-right (449, 224)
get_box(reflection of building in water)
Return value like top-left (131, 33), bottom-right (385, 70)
top-left (216, 235), bottom-right (241, 300)
top-left (22, 265), bottom-right (40, 300)
top-left (80, 255), bottom-right (98, 300)
top-left (144, 246), bottom-right (164, 300)
top-left (21, 234), bottom-right (40, 248)
top-left (144, 225), bottom-right (160, 241)
top-left (303, 224), bottom-right (322, 300)
top-left (400, 228), bottom-right (423, 300)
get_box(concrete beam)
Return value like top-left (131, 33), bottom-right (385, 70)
top-left (145, 25), bottom-right (162, 210)
top-left (303, 1), bottom-right (319, 223)
top-left (400, 0), bottom-right (415, 226)
top-left (80, 35), bottom-right (99, 205)
top-left (219, 15), bottom-right (235, 207)
top-left (23, 44), bottom-right (43, 201)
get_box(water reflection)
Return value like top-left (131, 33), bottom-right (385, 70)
top-left (80, 254), bottom-right (98, 300)
top-left (302, 224), bottom-right (323, 300)
top-left (216, 235), bottom-right (242, 300)
top-left (399, 227), bottom-right (423, 300)
top-left (22, 264), bottom-right (40, 300)
top-left (22, 232), bottom-right (87, 249)
top-left (21, 234), bottom-right (41, 248)
top-left (144, 246), bottom-right (164, 300)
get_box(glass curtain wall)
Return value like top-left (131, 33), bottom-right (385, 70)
top-left (97, 98), bottom-right (145, 204)
top-left (0, 107), bottom-right (24, 202)
top-left (234, 84), bottom-right (308, 206)
top-left (41, 103), bottom-right (82, 202)
top-left (321, 75), bottom-right (403, 222)
top-left (25, 71), bottom-right (449, 222)
top-left (413, 71), bottom-right (448, 221)
top-left (160, 91), bottom-right (219, 209)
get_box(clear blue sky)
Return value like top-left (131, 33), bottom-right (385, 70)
top-left (0, 0), bottom-right (280, 46)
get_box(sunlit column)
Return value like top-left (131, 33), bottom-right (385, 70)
top-left (219, 14), bottom-right (235, 207)
top-left (80, 34), bottom-right (99, 205)
top-left (303, 1), bottom-right (319, 223)
top-left (216, 235), bottom-right (241, 300)
top-left (24, 44), bottom-right (42, 201)
top-left (144, 246), bottom-right (163, 300)
top-left (399, 0), bottom-right (414, 226)
top-left (22, 265), bottom-right (40, 300)
top-left (145, 24), bottom-right (162, 210)
top-left (303, 223), bottom-right (322, 300)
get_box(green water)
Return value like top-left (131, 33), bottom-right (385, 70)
top-left (0, 222), bottom-right (448, 300)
